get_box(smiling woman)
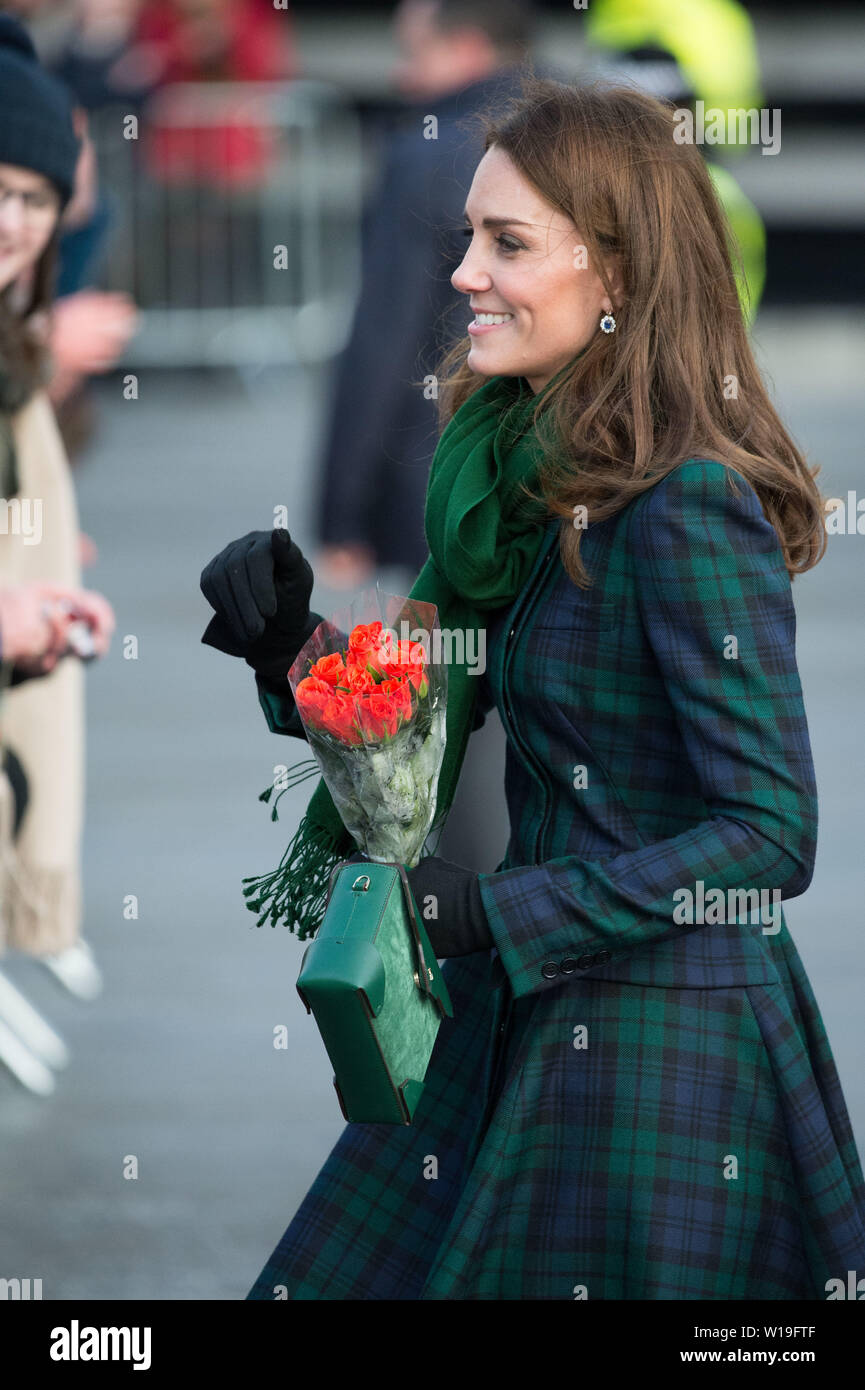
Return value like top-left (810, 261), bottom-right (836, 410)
top-left (0, 14), bottom-right (115, 962)
top-left (438, 77), bottom-right (824, 592)
top-left (456, 144), bottom-right (623, 396)
top-left (241, 72), bottom-right (865, 1304)
top-left (0, 12), bottom-right (76, 405)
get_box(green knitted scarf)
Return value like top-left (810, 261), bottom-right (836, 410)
top-left (242, 364), bottom-right (569, 937)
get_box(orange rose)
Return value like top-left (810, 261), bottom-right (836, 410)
top-left (309, 652), bottom-right (347, 686)
top-left (295, 675), bottom-right (331, 722)
top-left (321, 692), bottom-right (363, 745)
top-left (347, 667), bottom-right (377, 694)
top-left (378, 648), bottom-right (427, 695)
top-left (296, 679), bottom-right (363, 745)
top-left (356, 690), bottom-right (401, 742)
top-left (295, 673), bottom-right (333, 703)
top-left (380, 676), bottom-right (413, 722)
top-left (363, 646), bottom-right (392, 681)
top-left (347, 621), bottom-right (383, 656)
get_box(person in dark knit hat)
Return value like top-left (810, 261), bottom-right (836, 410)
top-left (0, 10), bottom-right (80, 415)
top-left (0, 12), bottom-right (80, 211)
top-left (0, 9), bottom-right (114, 970)
top-left (0, 13), bottom-right (136, 465)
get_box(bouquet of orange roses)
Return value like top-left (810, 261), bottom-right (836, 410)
top-left (287, 591), bottom-right (447, 868)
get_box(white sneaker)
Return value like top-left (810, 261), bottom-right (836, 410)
top-left (0, 1017), bottom-right (56, 1094)
top-left (39, 938), bottom-right (103, 1001)
top-left (0, 970), bottom-right (68, 1077)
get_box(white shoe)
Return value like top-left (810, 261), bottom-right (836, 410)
top-left (0, 1017), bottom-right (56, 1094)
top-left (0, 970), bottom-right (69, 1069)
top-left (39, 938), bottom-right (103, 1001)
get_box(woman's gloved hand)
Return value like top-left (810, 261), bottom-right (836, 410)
top-left (344, 850), bottom-right (493, 958)
top-left (199, 528), bottom-right (323, 686)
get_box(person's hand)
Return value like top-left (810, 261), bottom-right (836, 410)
top-left (50, 586), bottom-right (115, 659)
top-left (200, 528), bottom-right (321, 683)
top-left (403, 854), bottom-right (493, 958)
top-left (48, 291), bottom-right (138, 404)
top-left (0, 581), bottom-right (114, 674)
top-left (343, 850), bottom-right (493, 958)
top-left (0, 582), bottom-right (68, 673)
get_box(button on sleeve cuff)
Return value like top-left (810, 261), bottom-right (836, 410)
top-left (477, 860), bottom-right (617, 999)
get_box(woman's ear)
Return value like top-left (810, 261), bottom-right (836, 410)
top-left (602, 255), bottom-right (626, 312)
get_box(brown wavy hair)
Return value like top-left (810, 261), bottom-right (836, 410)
top-left (0, 228), bottom-right (59, 411)
top-left (434, 75), bottom-right (826, 585)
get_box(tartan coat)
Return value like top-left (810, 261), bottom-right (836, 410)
top-left (247, 458), bottom-right (865, 1300)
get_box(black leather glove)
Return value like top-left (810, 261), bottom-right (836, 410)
top-left (345, 851), bottom-right (493, 958)
top-left (199, 528), bottom-right (322, 687)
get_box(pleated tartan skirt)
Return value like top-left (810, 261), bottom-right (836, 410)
top-left (245, 945), bottom-right (865, 1300)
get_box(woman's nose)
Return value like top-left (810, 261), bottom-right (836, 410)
top-left (451, 244), bottom-right (492, 295)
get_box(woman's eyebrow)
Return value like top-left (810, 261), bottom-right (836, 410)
top-left (462, 208), bottom-right (534, 228)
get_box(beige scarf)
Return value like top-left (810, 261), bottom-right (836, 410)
top-left (0, 389), bottom-right (84, 957)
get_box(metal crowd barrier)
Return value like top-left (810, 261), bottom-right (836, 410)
top-left (88, 81), bottom-right (364, 369)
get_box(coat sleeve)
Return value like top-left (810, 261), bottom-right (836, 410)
top-left (255, 672), bottom-right (308, 739)
top-left (476, 458), bottom-right (819, 999)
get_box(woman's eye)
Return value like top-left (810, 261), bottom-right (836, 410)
top-left (460, 228), bottom-right (522, 254)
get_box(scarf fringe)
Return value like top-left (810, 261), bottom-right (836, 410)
top-left (258, 758), bottom-right (319, 821)
top-left (242, 807), bottom-right (350, 938)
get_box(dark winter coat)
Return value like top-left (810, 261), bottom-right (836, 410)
top-left (249, 458), bottom-right (865, 1299)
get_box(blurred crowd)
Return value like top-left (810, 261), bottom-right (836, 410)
top-left (0, 0), bottom-right (301, 1027)
top-left (5, 0), bottom-right (299, 459)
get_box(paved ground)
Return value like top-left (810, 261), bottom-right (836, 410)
top-left (0, 308), bottom-right (862, 1299)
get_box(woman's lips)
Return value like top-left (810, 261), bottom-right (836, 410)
top-left (468, 314), bottom-right (515, 336)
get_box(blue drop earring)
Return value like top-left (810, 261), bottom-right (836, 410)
top-left (599, 309), bottom-right (616, 334)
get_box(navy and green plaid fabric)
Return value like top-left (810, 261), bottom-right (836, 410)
top-left (247, 459), bottom-right (865, 1299)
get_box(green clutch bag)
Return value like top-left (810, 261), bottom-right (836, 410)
top-left (296, 859), bottom-right (453, 1124)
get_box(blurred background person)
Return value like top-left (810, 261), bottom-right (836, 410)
top-left (43, 111), bottom-right (138, 474)
top-left (0, 573), bottom-right (113, 1092)
top-left (0, 579), bottom-right (113, 862)
top-left (130, 0), bottom-right (296, 189)
top-left (314, 0), bottom-right (537, 592)
top-left (131, 0), bottom-right (296, 85)
top-left (0, 13), bottom-right (115, 991)
top-left (0, 2), bottom-right (139, 469)
top-left (46, 0), bottom-right (155, 111)
top-left (0, 574), bottom-right (114, 1096)
top-left (583, 0), bottom-right (767, 325)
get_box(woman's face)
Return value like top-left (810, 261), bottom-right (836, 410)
top-left (452, 145), bottom-right (620, 394)
top-left (0, 163), bottom-right (61, 295)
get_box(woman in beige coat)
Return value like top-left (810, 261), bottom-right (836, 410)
top-left (0, 14), bottom-right (114, 961)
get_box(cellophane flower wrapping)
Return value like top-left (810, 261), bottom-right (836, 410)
top-left (287, 590), bottom-right (447, 869)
